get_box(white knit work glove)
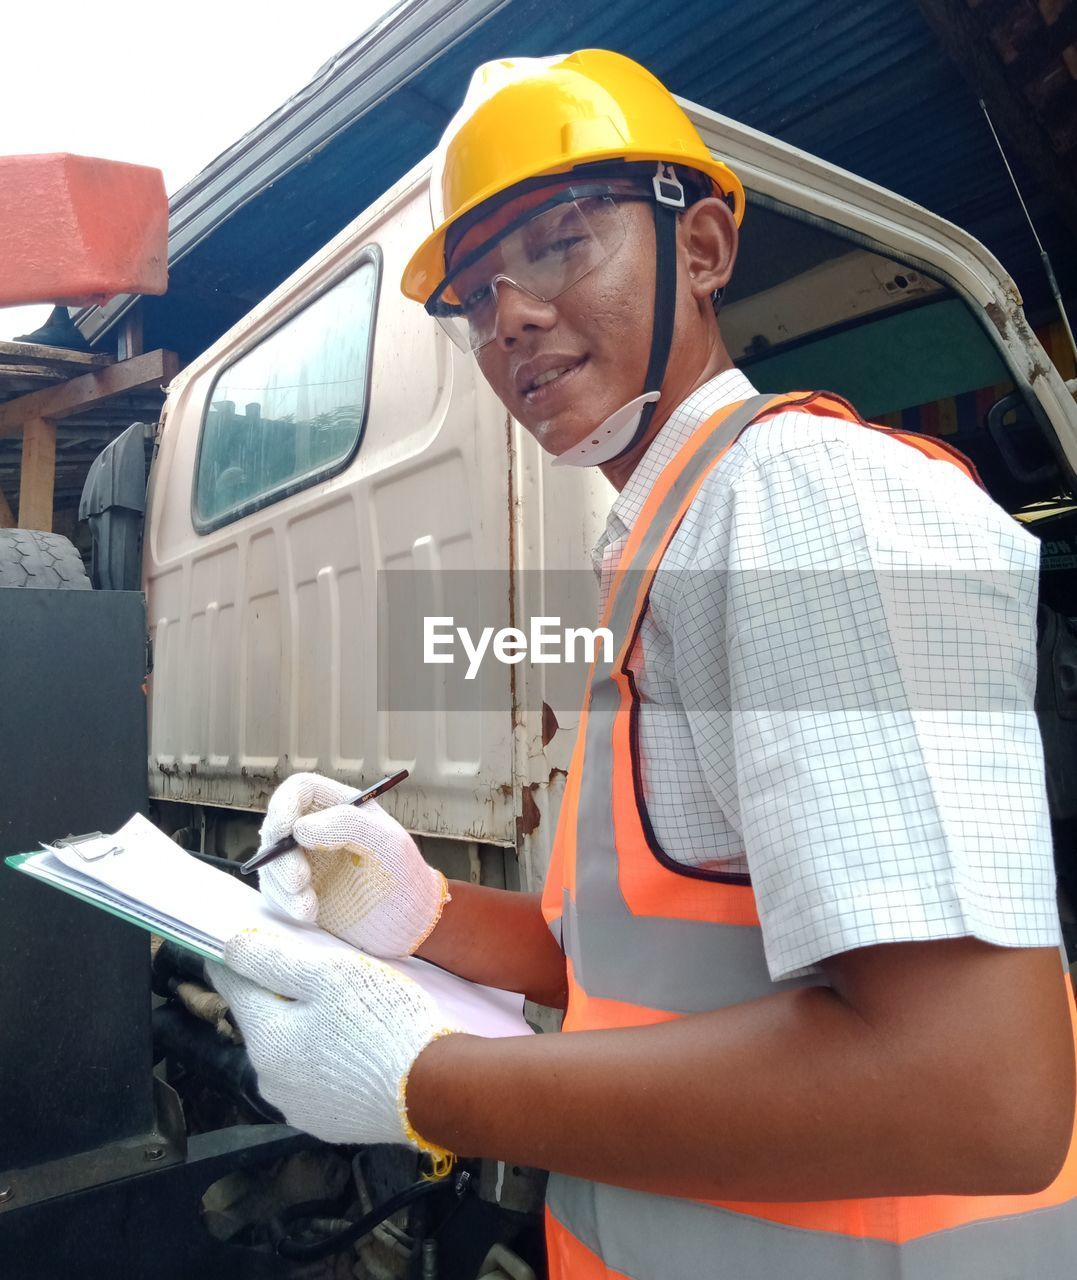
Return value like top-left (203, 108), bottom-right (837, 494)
top-left (207, 928), bottom-right (459, 1155)
top-left (257, 772), bottom-right (449, 958)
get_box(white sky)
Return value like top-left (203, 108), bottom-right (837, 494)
top-left (0, 0), bottom-right (399, 340)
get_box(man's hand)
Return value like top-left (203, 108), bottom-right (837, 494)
top-left (207, 928), bottom-right (460, 1149)
top-left (256, 772), bottom-right (449, 958)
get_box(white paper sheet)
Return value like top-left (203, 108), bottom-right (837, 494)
top-left (19, 813), bottom-right (531, 1040)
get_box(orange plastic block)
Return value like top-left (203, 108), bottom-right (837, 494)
top-left (0, 154), bottom-right (168, 307)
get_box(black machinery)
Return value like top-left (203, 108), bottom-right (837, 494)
top-left (0, 588), bottom-right (306, 1278)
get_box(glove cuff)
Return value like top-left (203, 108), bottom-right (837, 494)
top-left (399, 1026), bottom-right (458, 1176)
top-left (408, 870), bottom-right (452, 956)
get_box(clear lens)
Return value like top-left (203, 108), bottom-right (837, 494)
top-left (431, 195), bottom-right (628, 352)
top-left (434, 312), bottom-right (473, 352)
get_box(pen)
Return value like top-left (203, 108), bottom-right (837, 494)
top-left (239, 769), bottom-right (410, 875)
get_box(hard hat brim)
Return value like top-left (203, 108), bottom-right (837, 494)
top-left (401, 150), bottom-right (745, 304)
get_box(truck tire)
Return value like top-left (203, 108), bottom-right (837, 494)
top-left (0, 529), bottom-right (91, 589)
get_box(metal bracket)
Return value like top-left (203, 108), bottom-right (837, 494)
top-left (0, 1122), bottom-right (314, 1279)
top-left (652, 162), bottom-right (685, 209)
top-left (0, 1077), bottom-right (186, 1214)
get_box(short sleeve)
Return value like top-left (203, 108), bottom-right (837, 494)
top-left (672, 419), bottom-right (1059, 981)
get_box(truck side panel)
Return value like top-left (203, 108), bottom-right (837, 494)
top-left (145, 180), bottom-right (524, 844)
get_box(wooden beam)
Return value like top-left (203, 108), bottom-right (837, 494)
top-left (0, 362), bottom-right (84, 385)
top-left (0, 485), bottom-right (14, 529)
top-left (0, 348), bottom-right (179, 436)
top-left (0, 340), bottom-right (113, 386)
top-left (117, 303), bottom-right (144, 361)
top-left (18, 417), bottom-right (56, 532)
top-left (0, 340), bottom-right (112, 368)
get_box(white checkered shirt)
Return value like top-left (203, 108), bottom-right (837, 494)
top-left (594, 368), bottom-right (1059, 980)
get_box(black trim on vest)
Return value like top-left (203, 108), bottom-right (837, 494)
top-left (612, 391), bottom-right (823, 885)
top-left (619, 584), bottom-right (753, 887)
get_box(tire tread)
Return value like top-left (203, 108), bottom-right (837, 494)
top-left (0, 529), bottom-right (91, 590)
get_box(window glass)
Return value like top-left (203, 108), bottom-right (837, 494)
top-left (194, 257), bottom-right (378, 527)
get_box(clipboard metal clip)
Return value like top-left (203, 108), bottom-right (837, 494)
top-left (48, 832), bottom-right (123, 862)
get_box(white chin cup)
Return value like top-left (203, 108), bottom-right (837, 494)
top-left (550, 392), bottom-right (661, 468)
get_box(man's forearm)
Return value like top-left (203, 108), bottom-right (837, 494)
top-left (408, 987), bottom-right (956, 1201)
top-left (406, 941), bottom-right (1073, 1202)
top-left (416, 883), bottom-right (567, 1008)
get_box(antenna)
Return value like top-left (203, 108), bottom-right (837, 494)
top-left (979, 98), bottom-right (1077, 368)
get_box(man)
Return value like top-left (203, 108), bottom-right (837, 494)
top-left (212, 51), bottom-right (1077, 1277)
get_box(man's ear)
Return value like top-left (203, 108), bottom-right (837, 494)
top-left (680, 198), bottom-right (738, 302)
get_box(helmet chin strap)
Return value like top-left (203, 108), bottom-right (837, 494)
top-left (549, 390), bottom-right (660, 467)
top-left (551, 164), bottom-right (683, 470)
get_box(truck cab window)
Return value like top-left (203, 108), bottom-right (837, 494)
top-left (193, 253), bottom-right (380, 530)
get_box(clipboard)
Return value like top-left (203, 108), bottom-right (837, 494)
top-left (6, 814), bottom-right (532, 1038)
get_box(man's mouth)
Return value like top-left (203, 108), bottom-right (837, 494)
top-left (519, 355), bottom-right (588, 404)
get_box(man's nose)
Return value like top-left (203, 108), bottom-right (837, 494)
top-left (491, 277), bottom-right (557, 349)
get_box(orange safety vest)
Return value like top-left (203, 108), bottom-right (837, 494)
top-left (540, 391), bottom-right (1077, 1279)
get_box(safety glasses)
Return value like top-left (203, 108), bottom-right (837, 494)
top-left (427, 186), bottom-right (648, 352)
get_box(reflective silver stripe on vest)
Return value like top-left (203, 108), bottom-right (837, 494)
top-left (547, 1175), bottom-right (1077, 1280)
top-left (568, 396), bottom-right (813, 1012)
top-left (560, 889), bottom-right (808, 1012)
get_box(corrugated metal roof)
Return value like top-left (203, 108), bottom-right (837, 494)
top-left (82, 0), bottom-right (1077, 363)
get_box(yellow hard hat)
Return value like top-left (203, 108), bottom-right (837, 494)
top-left (401, 49), bottom-right (745, 303)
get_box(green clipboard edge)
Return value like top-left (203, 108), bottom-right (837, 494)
top-left (4, 852), bottom-right (221, 963)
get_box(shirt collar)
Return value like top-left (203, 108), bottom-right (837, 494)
top-left (593, 367), bottom-right (758, 568)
